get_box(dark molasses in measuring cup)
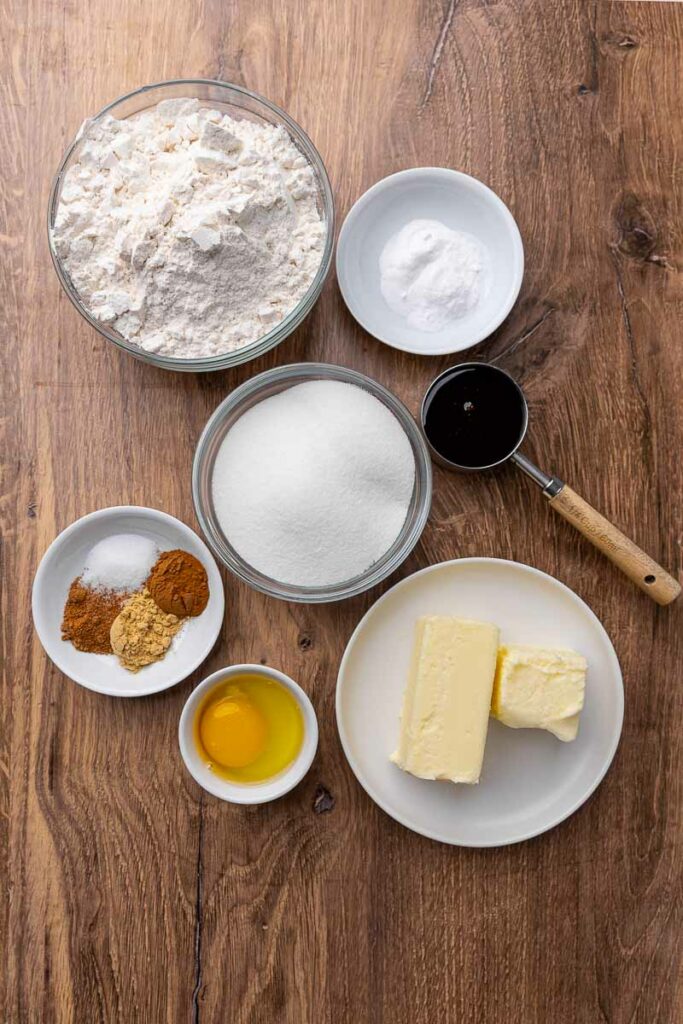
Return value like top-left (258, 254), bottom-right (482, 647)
top-left (421, 363), bottom-right (528, 470)
top-left (420, 361), bottom-right (681, 605)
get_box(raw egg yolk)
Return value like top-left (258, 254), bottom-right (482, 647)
top-left (199, 695), bottom-right (268, 768)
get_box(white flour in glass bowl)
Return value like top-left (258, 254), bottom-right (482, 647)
top-left (51, 98), bottom-right (326, 359)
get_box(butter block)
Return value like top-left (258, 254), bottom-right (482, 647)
top-left (391, 617), bottom-right (499, 784)
top-left (492, 644), bottom-right (587, 742)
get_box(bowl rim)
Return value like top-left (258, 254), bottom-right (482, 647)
top-left (31, 504), bottom-right (226, 697)
top-left (178, 663), bottom-right (319, 804)
top-left (46, 78), bottom-right (335, 373)
top-left (192, 361), bottom-right (433, 603)
top-left (335, 166), bottom-right (525, 356)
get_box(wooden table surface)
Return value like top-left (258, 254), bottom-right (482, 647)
top-left (2, 1), bottom-right (682, 1021)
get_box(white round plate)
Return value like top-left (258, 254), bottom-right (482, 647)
top-left (32, 506), bottom-right (225, 697)
top-left (336, 558), bottom-right (623, 847)
top-left (336, 168), bottom-right (524, 356)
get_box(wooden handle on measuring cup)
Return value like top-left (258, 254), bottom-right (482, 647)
top-left (548, 485), bottom-right (681, 605)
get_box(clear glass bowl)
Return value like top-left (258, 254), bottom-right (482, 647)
top-left (192, 363), bottom-right (433, 603)
top-left (47, 79), bottom-right (335, 373)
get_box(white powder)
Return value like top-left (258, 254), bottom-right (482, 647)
top-left (81, 534), bottom-right (158, 592)
top-left (379, 218), bottom-right (485, 332)
top-left (52, 98), bottom-right (326, 359)
top-left (211, 380), bottom-right (416, 587)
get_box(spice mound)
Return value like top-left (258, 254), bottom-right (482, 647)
top-left (62, 579), bottom-right (125, 654)
top-left (110, 589), bottom-right (182, 673)
top-left (147, 549), bottom-right (209, 617)
top-left (60, 533), bottom-right (211, 675)
top-left (81, 534), bottom-right (158, 592)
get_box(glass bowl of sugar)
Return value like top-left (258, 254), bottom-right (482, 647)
top-left (192, 363), bottom-right (433, 603)
top-left (47, 79), bottom-right (334, 372)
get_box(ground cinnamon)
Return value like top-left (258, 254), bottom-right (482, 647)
top-left (61, 578), bottom-right (126, 654)
top-left (147, 549), bottom-right (209, 617)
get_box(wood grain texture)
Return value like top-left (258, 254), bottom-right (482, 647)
top-left (2, 0), bottom-right (682, 1021)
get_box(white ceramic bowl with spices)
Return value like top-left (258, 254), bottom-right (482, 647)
top-left (32, 506), bottom-right (225, 697)
top-left (192, 363), bottom-right (433, 603)
top-left (47, 79), bottom-right (334, 372)
top-left (178, 664), bottom-right (318, 804)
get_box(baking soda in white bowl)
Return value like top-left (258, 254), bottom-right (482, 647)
top-left (336, 167), bottom-right (524, 356)
top-left (379, 218), bottom-right (485, 331)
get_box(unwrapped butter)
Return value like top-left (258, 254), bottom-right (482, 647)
top-left (492, 644), bottom-right (586, 742)
top-left (391, 617), bottom-right (499, 784)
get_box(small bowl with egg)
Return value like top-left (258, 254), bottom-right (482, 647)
top-left (179, 664), bottom-right (318, 804)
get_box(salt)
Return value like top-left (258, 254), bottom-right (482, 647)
top-left (81, 534), bottom-right (159, 592)
top-left (379, 218), bottom-right (486, 332)
top-left (211, 380), bottom-right (415, 587)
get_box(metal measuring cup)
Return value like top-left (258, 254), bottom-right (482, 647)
top-left (421, 363), bottom-right (680, 605)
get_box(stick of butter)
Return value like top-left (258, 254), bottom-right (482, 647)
top-left (390, 617), bottom-right (499, 784)
top-left (492, 644), bottom-right (587, 742)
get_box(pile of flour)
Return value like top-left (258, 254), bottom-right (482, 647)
top-left (52, 98), bottom-right (326, 358)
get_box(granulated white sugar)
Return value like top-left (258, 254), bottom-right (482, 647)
top-left (211, 380), bottom-right (416, 587)
top-left (81, 534), bottom-right (159, 592)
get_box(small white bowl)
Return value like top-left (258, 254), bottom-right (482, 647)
top-left (32, 506), bottom-right (225, 697)
top-left (179, 665), bottom-right (318, 804)
top-left (336, 167), bottom-right (524, 356)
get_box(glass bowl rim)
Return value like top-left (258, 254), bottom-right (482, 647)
top-left (46, 78), bottom-right (335, 372)
top-left (192, 362), bottom-right (433, 603)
